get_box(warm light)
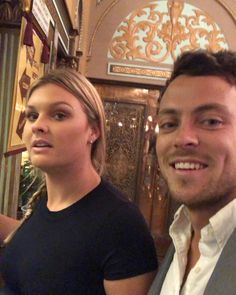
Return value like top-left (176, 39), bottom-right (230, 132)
top-left (16, 103), bottom-right (25, 112)
top-left (21, 151), bottom-right (29, 165)
top-left (118, 122), bottom-right (123, 127)
top-left (155, 123), bottom-right (159, 134)
top-left (147, 115), bottom-right (153, 122)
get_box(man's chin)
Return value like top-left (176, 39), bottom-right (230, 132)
top-left (170, 194), bottom-right (220, 211)
top-left (169, 190), bottom-right (204, 209)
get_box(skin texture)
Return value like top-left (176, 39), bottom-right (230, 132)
top-left (156, 75), bottom-right (236, 216)
top-left (104, 271), bottom-right (156, 295)
top-left (0, 215), bottom-right (20, 243)
top-left (21, 83), bottom-right (156, 294)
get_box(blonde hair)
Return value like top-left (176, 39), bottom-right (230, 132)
top-left (4, 181), bottom-right (46, 244)
top-left (4, 69), bottom-right (106, 245)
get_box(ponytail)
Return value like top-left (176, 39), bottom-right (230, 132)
top-left (4, 182), bottom-right (46, 245)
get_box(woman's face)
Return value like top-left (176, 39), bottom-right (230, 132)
top-left (23, 83), bottom-right (99, 173)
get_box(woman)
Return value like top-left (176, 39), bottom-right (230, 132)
top-left (0, 69), bottom-right (157, 294)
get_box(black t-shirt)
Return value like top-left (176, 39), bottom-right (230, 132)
top-left (1, 180), bottom-right (158, 294)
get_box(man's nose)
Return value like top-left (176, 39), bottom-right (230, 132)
top-left (174, 123), bottom-right (199, 148)
top-left (31, 117), bottom-right (49, 134)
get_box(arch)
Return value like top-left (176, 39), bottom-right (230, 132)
top-left (108, 0), bottom-right (229, 65)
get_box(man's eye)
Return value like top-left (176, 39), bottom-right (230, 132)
top-left (53, 112), bottom-right (67, 121)
top-left (25, 112), bottom-right (38, 122)
top-left (201, 118), bottom-right (223, 128)
top-left (159, 122), bottom-right (177, 131)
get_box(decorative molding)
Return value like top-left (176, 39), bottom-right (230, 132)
top-left (215, 0), bottom-right (236, 24)
top-left (0, 0), bottom-right (22, 24)
top-left (108, 62), bottom-right (171, 80)
top-left (77, 0), bottom-right (84, 53)
top-left (108, 0), bottom-right (228, 65)
top-left (88, 0), bottom-right (120, 57)
top-left (96, 0), bottom-right (104, 6)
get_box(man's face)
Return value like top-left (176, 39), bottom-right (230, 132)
top-left (156, 75), bottom-right (236, 210)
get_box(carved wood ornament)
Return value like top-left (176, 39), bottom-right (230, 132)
top-left (109, 0), bottom-right (228, 64)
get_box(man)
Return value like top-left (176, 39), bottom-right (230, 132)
top-left (148, 50), bottom-right (236, 295)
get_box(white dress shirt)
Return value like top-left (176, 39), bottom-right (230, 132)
top-left (160, 199), bottom-right (236, 295)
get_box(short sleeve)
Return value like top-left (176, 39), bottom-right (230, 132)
top-left (94, 202), bottom-right (158, 280)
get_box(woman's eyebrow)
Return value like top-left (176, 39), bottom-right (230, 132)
top-left (26, 101), bottom-right (74, 110)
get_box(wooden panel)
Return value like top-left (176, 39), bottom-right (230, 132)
top-left (95, 82), bottom-right (171, 261)
top-left (104, 99), bottom-right (145, 202)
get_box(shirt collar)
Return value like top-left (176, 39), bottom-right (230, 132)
top-left (169, 205), bottom-right (191, 253)
top-left (209, 199), bottom-right (236, 249)
top-left (169, 199), bottom-right (236, 250)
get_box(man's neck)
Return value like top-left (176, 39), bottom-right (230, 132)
top-left (189, 209), bottom-right (213, 232)
top-left (181, 230), bottom-right (201, 288)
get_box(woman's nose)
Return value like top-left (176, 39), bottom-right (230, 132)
top-left (174, 123), bottom-right (199, 148)
top-left (31, 117), bottom-right (49, 134)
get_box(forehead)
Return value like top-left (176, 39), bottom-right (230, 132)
top-left (28, 83), bottom-right (82, 108)
top-left (159, 75), bottom-right (236, 112)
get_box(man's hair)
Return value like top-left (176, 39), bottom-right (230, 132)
top-left (160, 50), bottom-right (236, 101)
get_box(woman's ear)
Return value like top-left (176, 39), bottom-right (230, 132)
top-left (89, 125), bottom-right (100, 143)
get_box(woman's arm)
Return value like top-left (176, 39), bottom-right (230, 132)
top-left (104, 271), bottom-right (156, 295)
top-left (0, 214), bottom-right (20, 243)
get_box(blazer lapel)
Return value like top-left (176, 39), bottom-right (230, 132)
top-left (204, 229), bottom-right (236, 295)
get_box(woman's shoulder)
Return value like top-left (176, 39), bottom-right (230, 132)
top-left (96, 178), bottom-right (132, 204)
top-left (95, 179), bottom-right (147, 228)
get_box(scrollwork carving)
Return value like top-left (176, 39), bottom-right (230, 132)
top-left (104, 101), bottom-right (145, 201)
top-left (109, 0), bottom-right (228, 64)
top-left (0, 0), bottom-right (22, 23)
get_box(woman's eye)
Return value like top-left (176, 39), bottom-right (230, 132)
top-left (53, 112), bottom-right (67, 121)
top-left (25, 112), bottom-right (38, 122)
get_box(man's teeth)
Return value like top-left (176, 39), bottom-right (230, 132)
top-left (174, 162), bottom-right (204, 170)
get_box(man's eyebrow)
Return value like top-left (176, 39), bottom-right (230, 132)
top-left (193, 103), bottom-right (231, 115)
top-left (157, 108), bottom-right (179, 117)
top-left (157, 103), bottom-right (231, 117)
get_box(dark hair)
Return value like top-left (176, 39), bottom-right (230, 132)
top-left (160, 50), bottom-right (236, 101)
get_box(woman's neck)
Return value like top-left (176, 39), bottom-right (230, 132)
top-left (44, 165), bottom-right (101, 211)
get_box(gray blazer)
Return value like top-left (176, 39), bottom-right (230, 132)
top-left (148, 229), bottom-right (236, 295)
